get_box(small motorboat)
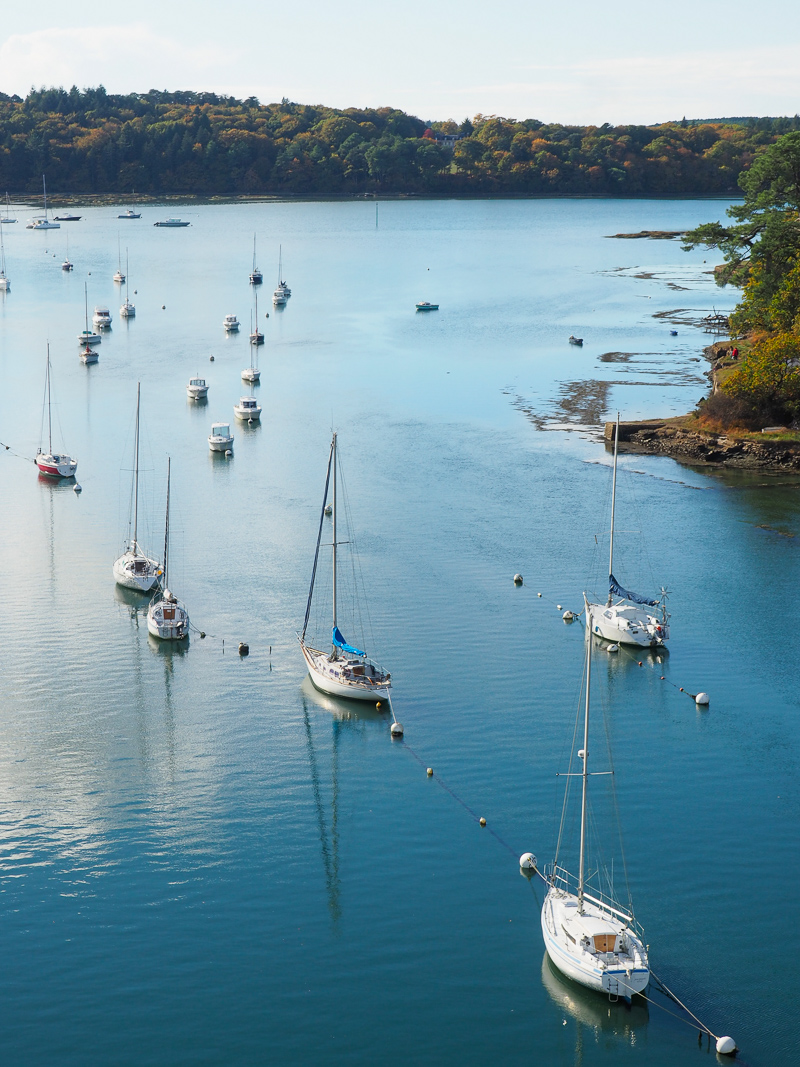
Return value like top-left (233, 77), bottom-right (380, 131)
top-left (187, 377), bottom-right (209, 400)
top-left (416, 301), bottom-right (439, 311)
top-left (154, 218), bottom-right (190, 227)
top-left (272, 288), bottom-right (287, 306)
top-left (208, 422), bottom-right (234, 452)
top-left (569, 335), bottom-right (584, 346)
top-left (223, 314), bottom-right (240, 332)
top-left (670, 330), bottom-right (678, 336)
top-left (78, 330), bottom-right (102, 346)
top-left (93, 306), bottom-right (112, 328)
top-left (119, 209), bottom-right (141, 219)
top-left (234, 396), bottom-right (262, 421)
top-left (54, 214), bottom-right (81, 222)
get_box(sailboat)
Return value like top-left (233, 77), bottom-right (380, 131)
top-left (298, 433), bottom-right (392, 701)
top-left (541, 638), bottom-right (649, 998)
top-left (2, 192), bottom-right (17, 223)
top-left (249, 234), bottom-right (262, 285)
top-left (120, 251), bottom-right (135, 317)
top-left (113, 384), bottom-right (162, 592)
top-left (113, 238), bottom-right (125, 283)
top-left (274, 244), bottom-right (291, 301)
top-left (62, 233), bottom-right (73, 271)
top-left (147, 458), bottom-right (189, 640)
top-left (249, 288), bottom-right (264, 346)
top-left (583, 414), bottom-right (669, 648)
top-left (0, 223), bottom-right (9, 290)
top-left (36, 345), bottom-right (78, 477)
top-left (26, 175), bottom-right (60, 230)
top-left (79, 283), bottom-right (100, 362)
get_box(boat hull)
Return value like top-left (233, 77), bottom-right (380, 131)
top-left (187, 387), bottom-right (208, 400)
top-left (113, 552), bottom-right (161, 593)
top-left (80, 349), bottom-right (99, 364)
top-left (541, 891), bottom-right (649, 999)
top-left (36, 453), bottom-right (77, 478)
top-left (0, 277), bottom-right (9, 291)
top-left (301, 643), bottom-right (390, 702)
top-left (241, 370), bottom-right (260, 382)
top-left (234, 406), bottom-right (261, 420)
top-left (147, 600), bottom-right (189, 639)
top-left (209, 437), bottom-right (234, 452)
top-left (584, 596), bottom-right (668, 648)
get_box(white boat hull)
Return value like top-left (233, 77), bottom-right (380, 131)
top-left (234, 405), bottom-right (261, 420)
top-left (241, 369), bottom-right (260, 383)
top-left (78, 332), bottom-right (101, 345)
top-left (80, 348), bottom-right (99, 364)
top-left (113, 551), bottom-right (161, 592)
top-left (541, 889), bottom-right (649, 999)
top-left (584, 595), bottom-right (668, 648)
top-left (209, 437), bottom-right (233, 452)
top-left (301, 643), bottom-right (390, 702)
top-left (187, 387), bottom-right (208, 400)
top-left (147, 598), bottom-right (189, 639)
top-left (0, 277), bottom-right (9, 291)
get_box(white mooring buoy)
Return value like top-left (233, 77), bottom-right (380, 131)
top-left (695, 692), bottom-right (710, 706)
top-left (225, 449), bottom-right (232, 456)
top-left (562, 610), bottom-right (574, 621)
top-left (73, 483), bottom-right (82, 493)
top-left (390, 721), bottom-right (403, 737)
top-left (513, 573), bottom-right (523, 585)
top-left (537, 592), bottom-right (542, 597)
top-left (716, 1036), bottom-right (736, 1055)
top-left (557, 604), bottom-right (562, 610)
top-left (607, 643), bottom-right (619, 653)
top-left (519, 852), bottom-right (536, 870)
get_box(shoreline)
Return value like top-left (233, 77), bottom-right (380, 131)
top-left (606, 416), bottom-right (800, 470)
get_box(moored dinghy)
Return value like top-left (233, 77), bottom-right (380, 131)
top-left (541, 638), bottom-right (649, 998)
top-left (113, 383), bottom-right (161, 592)
top-left (147, 457), bottom-right (189, 640)
top-left (298, 433), bottom-right (392, 702)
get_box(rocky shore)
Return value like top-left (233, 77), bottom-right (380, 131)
top-left (606, 418), bottom-right (800, 469)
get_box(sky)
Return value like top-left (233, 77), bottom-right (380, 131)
top-left (1, 1), bottom-right (799, 125)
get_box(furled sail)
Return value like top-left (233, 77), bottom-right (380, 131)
top-left (332, 626), bottom-right (365, 657)
top-left (609, 573), bottom-right (659, 607)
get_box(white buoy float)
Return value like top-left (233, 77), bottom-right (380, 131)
top-left (324, 504), bottom-right (332, 516)
top-left (519, 852), bottom-right (536, 870)
top-left (716, 1036), bottom-right (736, 1055)
top-left (607, 643), bottom-right (619, 653)
top-left (513, 573), bottom-right (523, 585)
top-left (73, 483), bottom-right (82, 493)
top-left (537, 592), bottom-right (542, 597)
top-left (390, 721), bottom-right (403, 737)
top-left (695, 692), bottom-right (710, 706)
top-left (225, 449), bottom-right (232, 456)
top-left (562, 610), bottom-right (574, 621)
top-left (557, 604), bottom-right (562, 610)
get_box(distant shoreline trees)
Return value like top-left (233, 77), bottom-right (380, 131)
top-left (1, 87), bottom-right (798, 198)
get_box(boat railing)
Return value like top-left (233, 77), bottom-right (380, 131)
top-left (547, 864), bottom-right (644, 939)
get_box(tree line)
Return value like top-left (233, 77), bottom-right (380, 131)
top-left (1, 86), bottom-right (798, 198)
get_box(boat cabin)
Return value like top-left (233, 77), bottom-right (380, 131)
top-left (238, 398), bottom-right (258, 410)
top-left (211, 423), bottom-right (231, 437)
top-left (190, 378), bottom-right (206, 388)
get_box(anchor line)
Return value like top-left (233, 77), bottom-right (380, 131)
top-left (0, 440), bottom-right (37, 464)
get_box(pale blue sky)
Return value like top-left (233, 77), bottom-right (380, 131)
top-left (2, 1), bottom-right (799, 123)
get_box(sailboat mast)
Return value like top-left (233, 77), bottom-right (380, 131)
top-left (163, 457), bottom-right (171, 588)
top-left (332, 433), bottom-right (338, 636)
top-left (132, 383), bottom-right (141, 551)
top-left (607, 412), bottom-right (620, 606)
top-left (577, 638), bottom-right (592, 912)
top-left (42, 175), bottom-right (47, 220)
top-left (46, 344), bottom-right (53, 453)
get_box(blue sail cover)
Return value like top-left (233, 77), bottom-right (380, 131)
top-left (609, 573), bottom-right (659, 607)
top-left (332, 626), bottom-right (365, 657)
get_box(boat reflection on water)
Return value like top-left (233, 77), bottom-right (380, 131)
top-left (541, 951), bottom-right (648, 1061)
top-left (300, 674), bottom-right (389, 724)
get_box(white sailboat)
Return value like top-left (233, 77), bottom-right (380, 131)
top-left (113, 384), bottom-right (162, 592)
top-left (26, 175), bottom-right (60, 230)
top-left (36, 344), bottom-right (78, 477)
top-left (298, 433), bottom-right (392, 702)
top-left (2, 192), bottom-right (17, 223)
top-left (0, 222), bottom-right (9, 290)
top-left (541, 638), bottom-right (649, 998)
top-left (583, 414), bottom-right (669, 648)
top-left (79, 283), bottom-right (100, 362)
top-left (61, 232), bottom-right (73, 271)
top-left (275, 244), bottom-right (291, 298)
top-left (249, 234), bottom-right (262, 285)
top-left (120, 251), bottom-right (135, 317)
top-left (113, 238), bottom-right (125, 283)
top-left (249, 288), bottom-right (264, 346)
top-left (147, 458), bottom-right (190, 640)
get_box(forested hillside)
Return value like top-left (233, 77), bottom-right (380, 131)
top-left (1, 87), bottom-right (798, 198)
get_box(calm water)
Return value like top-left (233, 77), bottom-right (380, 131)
top-left (0, 199), bottom-right (796, 1066)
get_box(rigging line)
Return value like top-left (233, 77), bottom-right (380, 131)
top-left (0, 440), bottom-right (37, 464)
top-left (598, 676), bottom-right (634, 917)
top-left (615, 641), bottom-right (702, 702)
top-left (554, 649), bottom-right (587, 869)
top-left (649, 969), bottom-right (723, 1040)
top-left (302, 438), bottom-right (333, 642)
